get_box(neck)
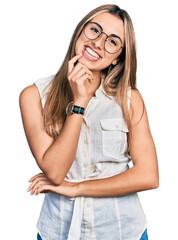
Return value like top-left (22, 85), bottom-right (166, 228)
top-left (90, 70), bottom-right (102, 96)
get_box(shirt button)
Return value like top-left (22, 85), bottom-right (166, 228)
top-left (86, 224), bottom-right (91, 229)
top-left (83, 163), bottom-right (88, 167)
top-left (84, 139), bottom-right (88, 144)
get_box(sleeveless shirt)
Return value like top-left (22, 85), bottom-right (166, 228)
top-left (33, 75), bottom-right (148, 240)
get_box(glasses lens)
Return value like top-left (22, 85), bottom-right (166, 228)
top-left (84, 22), bottom-right (122, 54)
top-left (105, 36), bottom-right (122, 54)
top-left (84, 22), bottom-right (101, 40)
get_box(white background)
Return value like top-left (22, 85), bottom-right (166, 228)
top-left (0, 0), bottom-right (177, 239)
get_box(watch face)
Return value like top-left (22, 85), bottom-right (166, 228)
top-left (66, 102), bottom-right (73, 115)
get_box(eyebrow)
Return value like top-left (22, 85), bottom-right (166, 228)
top-left (92, 22), bottom-right (122, 41)
top-left (93, 22), bottom-right (103, 31)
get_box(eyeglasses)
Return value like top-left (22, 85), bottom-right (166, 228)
top-left (83, 22), bottom-right (123, 54)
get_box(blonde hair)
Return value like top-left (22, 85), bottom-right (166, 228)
top-left (42, 4), bottom-right (138, 139)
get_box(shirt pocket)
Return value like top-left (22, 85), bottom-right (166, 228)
top-left (100, 118), bottom-right (129, 160)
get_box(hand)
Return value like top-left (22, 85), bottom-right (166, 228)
top-left (67, 53), bottom-right (94, 107)
top-left (27, 173), bottom-right (80, 198)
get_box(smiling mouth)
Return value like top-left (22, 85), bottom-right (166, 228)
top-left (83, 46), bottom-right (101, 62)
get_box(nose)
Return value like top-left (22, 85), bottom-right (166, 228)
top-left (92, 32), bottom-right (107, 50)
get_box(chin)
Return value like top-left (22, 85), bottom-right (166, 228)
top-left (77, 57), bottom-right (92, 68)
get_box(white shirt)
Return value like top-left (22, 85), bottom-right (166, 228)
top-left (33, 75), bottom-right (148, 240)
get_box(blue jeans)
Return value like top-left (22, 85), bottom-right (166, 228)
top-left (37, 233), bottom-right (42, 240)
top-left (37, 229), bottom-right (148, 239)
top-left (140, 229), bottom-right (148, 240)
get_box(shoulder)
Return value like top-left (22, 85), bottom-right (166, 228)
top-left (19, 84), bottom-right (42, 116)
top-left (19, 84), bottom-right (40, 105)
top-left (33, 75), bottom-right (55, 97)
top-left (19, 75), bottom-right (55, 108)
top-left (130, 89), bottom-right (144, 107)
top-left (129, 88), bottom-right (147, 127)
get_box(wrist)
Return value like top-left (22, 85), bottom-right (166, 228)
top-left (76, 181), bottom-right (84, 197)
top-left (73, 99), bottom-right (89, 108)
top-left (66, 101), bottom-right (85, 116)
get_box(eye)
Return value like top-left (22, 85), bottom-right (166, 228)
top-left (109, 38), bottom-right (117, 46)
top-left (91, 27), bottom-right (99, 34)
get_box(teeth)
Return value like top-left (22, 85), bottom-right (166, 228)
top-left (85, 47), bottom-right (100, 59)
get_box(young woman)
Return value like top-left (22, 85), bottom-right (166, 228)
top-left (19, 4), bottom-right (159, 240)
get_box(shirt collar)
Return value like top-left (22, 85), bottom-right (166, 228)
top-left (95, 78), bottom-right (115, 100)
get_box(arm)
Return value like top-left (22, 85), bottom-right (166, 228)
top-left (19, 85), bottom-right (84, 186)
top-left (77, 89), bottom-right (159, 197)
top-left (19, 54), bottom-right (94, 186)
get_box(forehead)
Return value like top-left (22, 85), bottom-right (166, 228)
top-left (90, 12), bottom-right (124, 41)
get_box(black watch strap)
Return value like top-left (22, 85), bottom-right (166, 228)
top-left (73, 105), bottom-right (85, 115)
top-left (66, 101), bottom-right (85, 116)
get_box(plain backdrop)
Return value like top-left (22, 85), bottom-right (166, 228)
top-left (0, 0), bottom-right (177, 239)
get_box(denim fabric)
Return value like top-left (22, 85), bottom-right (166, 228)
top-left (37, 233), bottom-right (42, 240)
top-left (37, 229), bottom-right (148, 240)
top-left (34, 76), bottom-right (148, 240)
top-left (140, 229), bottom-right (148, 240)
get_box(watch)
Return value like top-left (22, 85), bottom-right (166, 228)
top-left (66, 101), bottom-right (85, 116)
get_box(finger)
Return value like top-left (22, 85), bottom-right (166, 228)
top-left (68, 53), bottom-right (83, 74)
top-left (30, 180), bottom-right (50, 195)
top-left (68, 63), bottom-right (94, 81)
top-left (69, 68), bottom-right (94, 84)
top-left (76, 65), bottom-right (94, 79)
top-left (75, 73), bottom-right (93, 85)
top-left (73, 72), bottom-right (93, 83)
top-left (28, 177), bottom-right (49, 192)
top-left (27, 176), bottom-right (47, 192)
top-left (36, 184), bottom-right (55, 196)
top-left (70, 68), bottom-right (93, 82)
top-left (68, 64), bottom-right (86, 80)
top-left (28, 173), bottom-right (44, 182)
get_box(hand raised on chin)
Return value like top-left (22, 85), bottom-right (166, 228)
top-left (67, 53), bottom-right (95, 108)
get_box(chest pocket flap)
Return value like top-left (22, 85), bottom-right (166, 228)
top-left (100, 118), bottom-right (129, 160)
top-left (100, 118), bottom-right (129, 132)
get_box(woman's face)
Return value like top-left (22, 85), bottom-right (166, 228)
top-left (75, 12), bottom-right (124, 73)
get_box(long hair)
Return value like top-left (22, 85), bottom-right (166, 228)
top-left (42, 4), bottom-right (137, 139)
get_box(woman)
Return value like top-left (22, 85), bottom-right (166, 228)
top-left (19, 4), bottom-right (159, 240)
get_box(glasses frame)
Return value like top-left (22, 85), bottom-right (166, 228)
top-left (83, 22), bottom-right (124, 54)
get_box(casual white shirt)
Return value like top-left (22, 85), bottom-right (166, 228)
top-left (33, 75), bottom-right (148, 240)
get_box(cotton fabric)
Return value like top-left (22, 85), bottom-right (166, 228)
top-left (33, 75), bottom-right (148, 240)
